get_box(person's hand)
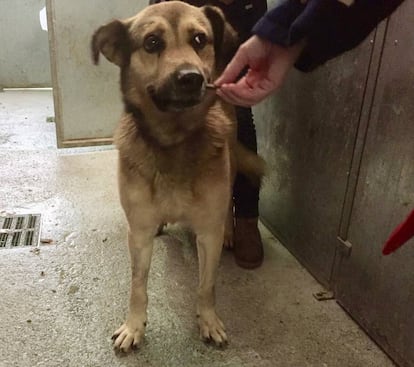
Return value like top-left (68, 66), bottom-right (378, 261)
top-left (215, 35), bottom-right (304, 107)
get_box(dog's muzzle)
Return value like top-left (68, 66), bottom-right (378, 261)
top-left (147, 65), bottom-right (209, 112)
top-left (175, 68), bottom-right (204, 94)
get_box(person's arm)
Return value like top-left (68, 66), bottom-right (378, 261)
top-left (215, 36), bottom-right (305, 106)
top-left (253, 0), bottom-right (405, 72)
top-left (216, 0), bottom-right (406, 106)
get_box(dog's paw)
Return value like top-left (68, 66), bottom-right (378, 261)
top-left (197, 311), bottom-right (228, 347)
top-left (112, 322), bottom-right (146, 353)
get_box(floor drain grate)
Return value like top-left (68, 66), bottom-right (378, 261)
top-left (0, 214), bottom-right (41, 249)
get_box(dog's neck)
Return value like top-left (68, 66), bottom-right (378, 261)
top-left (123, 99), bottom-right (215, 148)
top-left (124, 101), bottom-right (144, 122)
top-left (116, 99), bottom-right (235, 180)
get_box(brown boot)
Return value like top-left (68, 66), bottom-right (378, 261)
top-left (234, 217), bottom-right (264, 269)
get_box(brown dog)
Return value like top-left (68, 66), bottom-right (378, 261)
top-left (92, 1), bottom-right (264, 352)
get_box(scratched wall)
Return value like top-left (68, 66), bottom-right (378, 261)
top-left (254, 2), bottom-right (414, 366)
top-left (254, 35), bottom-right (373, 286)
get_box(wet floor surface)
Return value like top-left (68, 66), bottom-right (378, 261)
top-left (0, 91), bottom-right (395, 367)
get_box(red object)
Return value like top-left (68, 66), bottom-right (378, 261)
top-left (382, 209), bottom-right (414, 255)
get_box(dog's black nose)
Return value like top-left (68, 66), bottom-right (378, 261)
top-left (176, 69), bottom-right (204, 92)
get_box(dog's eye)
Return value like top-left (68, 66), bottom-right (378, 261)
top-left (191, 33), bottom-right (207, 50)
top-left (143, 34), bottom-right (164, 53)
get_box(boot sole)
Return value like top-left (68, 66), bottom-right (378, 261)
top-left (234, 255), bottom-right (263, 269)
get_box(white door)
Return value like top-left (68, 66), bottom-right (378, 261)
top-left (46, 0), bottom-right (147, 148)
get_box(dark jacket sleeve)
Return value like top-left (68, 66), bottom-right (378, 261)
top-left (252, 0), bottom-right (405, 71)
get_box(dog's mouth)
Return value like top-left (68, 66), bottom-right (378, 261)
top-left (148, 87), bottom-right (205, 112)
top-left (147, 67), bottom-right (212, 112)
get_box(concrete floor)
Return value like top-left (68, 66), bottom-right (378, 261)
top-left (0, 90), bottom-right (395, 367)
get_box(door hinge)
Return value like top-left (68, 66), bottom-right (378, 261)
top-left (337, 237), bottom-right (353, 258)
top-left (313, 290), bottom-right (335, 301)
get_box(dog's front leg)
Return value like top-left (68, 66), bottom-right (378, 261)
top-left (196, 229), bottom-right (227, 346)
top-left (112, 229), bottom-right (155, 352)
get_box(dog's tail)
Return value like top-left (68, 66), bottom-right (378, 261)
top-left (235, 142), bottom-right (266, 187)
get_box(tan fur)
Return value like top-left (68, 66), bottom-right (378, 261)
top-left (92, 1), bottom-right (264, 352)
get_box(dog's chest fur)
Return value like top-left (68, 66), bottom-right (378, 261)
top-left (115, 103), bottom-right (235, 222)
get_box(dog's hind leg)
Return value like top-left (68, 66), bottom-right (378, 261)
top-left (195, 228), bottom-right (228, 346)
top-left (112, 227), bottom-right (156, 353)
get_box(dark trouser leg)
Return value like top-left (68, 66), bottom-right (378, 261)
top-left (233, 106), bottom-right (260, 219)
top-left (233, 107), bottom-right (264, 269)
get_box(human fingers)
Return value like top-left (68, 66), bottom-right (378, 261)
top-left (216, 86), bottom-right (251, 107)
top-left (216, 79), bottom-right (271, 107)
top-left (214, 48), bottom-right (249, 86)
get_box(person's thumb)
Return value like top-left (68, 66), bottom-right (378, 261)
top-left (214, 48), bottom-right (248, 86)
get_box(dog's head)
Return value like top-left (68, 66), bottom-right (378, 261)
top-left (91, 1), bottom-right (237, 113)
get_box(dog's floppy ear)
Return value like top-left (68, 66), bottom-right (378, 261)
top-left (202, 6), bottom-right (239, 74)
top-left (91, 20), bottom-right (130, 67)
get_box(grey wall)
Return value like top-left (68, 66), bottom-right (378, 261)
top-left (335, 3), bottom-right (414, 366)
top-left (254, 2), bottom-right (414, 366)
top-left (254, 39), bottom-right (373, 286)
top-left (0, 0), bottom-right (51, 88)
